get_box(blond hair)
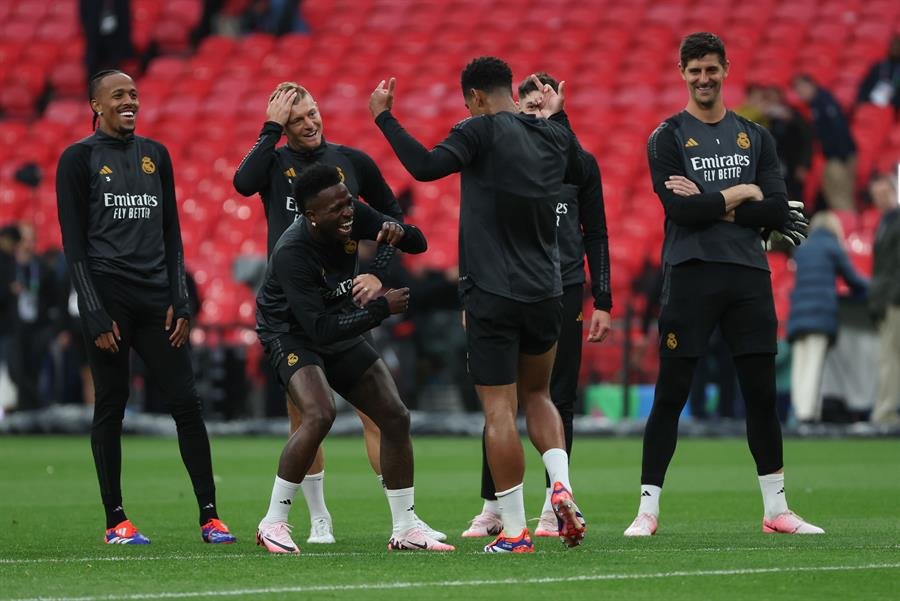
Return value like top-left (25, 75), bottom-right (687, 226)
top-left (269, 82), bottom-right (311, 104)
top-left (809, 210), bottom-right (845, 240)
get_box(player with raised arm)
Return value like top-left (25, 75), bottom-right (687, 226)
top-left (234, 82), bottom-right (444, 543)
top-left (370, 57), bottom-right (586, 553)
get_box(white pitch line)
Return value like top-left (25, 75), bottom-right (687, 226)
top-left (1, 544), bottom-right (898, 565)
top-left (3, 563), bottom-right (900, 601)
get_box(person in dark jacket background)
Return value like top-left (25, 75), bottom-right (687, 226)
top-left (787, 211), bottom-right (868, 423)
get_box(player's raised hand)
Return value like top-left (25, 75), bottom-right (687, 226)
top-left (266, 89), bottom-right (297, 127)
top-left (384, 287), bottom-right (410, 314)
top-left (665, 175), bottom-right (701, 197)
top-left (530, 74), bottom-right (565, 117)
top-left (369, 78), bottom-right (396, 118)
top-left (376, 221), bottom-right (405, 246)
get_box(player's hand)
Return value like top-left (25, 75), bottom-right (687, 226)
top-left (664, 175), bottom-right (701, 197)
top-left (721, 209), bottom-right (736, 222)
top-left (352, 274), bottom-right (383, 306)
top-left (266, 89), bottom-right (296, 127)
top-left (586, 309), bottom-right (611, 343)
top-left (376, 221), bottom-right (405, 246)
top-left (95, 320), bottom-right (121, 353)
top-left (369, 78), bottom-right (396, 118)
top-left (530, 74), bottom-right (565, 117)
top-left (745, 183), bottom-right (764, 201)
top-left (166, 305), bottom-right (190, 348)
top-left (383, 287), bottom-right (410, 314)
top-left (775, 200), bottom-right (809, 246)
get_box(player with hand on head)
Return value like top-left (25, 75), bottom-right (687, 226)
top-left (624, 32), bottom-right (822, 538)
top-left (463, 72), bottom-right (612, 539)
top-left (254, 164), bottom-right (452, 554)
top-left (234, 82), bottom-right (444, 544)
top-left (370, 57), bottom-right (587, 553)
top-left (56, 70), bottom-right (234, 545)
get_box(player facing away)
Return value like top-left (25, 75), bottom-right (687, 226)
top-left (56, 70), bottom-right (234, 545)
top-left (624, 32), bottom-right (821, 537)
top-left (463, 72), bottom-right (613, 539)
top-left (254, 164), bottom-right (453, 554)
top-left (234, 82), bottom-right (444, 544)
top-left (370, 57), bottom-right (586, 553)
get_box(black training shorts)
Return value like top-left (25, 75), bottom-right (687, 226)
top-left (657, 260), bottom-right (777, 358)
top-left (462, 286), bottom-right (563, 386)
top-left (265, 335), bottom-right (381, 398)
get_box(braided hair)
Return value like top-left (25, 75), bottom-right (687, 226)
top-left (89, 69), bottom-right (123, 130)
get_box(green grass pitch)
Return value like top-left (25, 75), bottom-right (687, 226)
top-left (1, 435), bottom-right (898, 600)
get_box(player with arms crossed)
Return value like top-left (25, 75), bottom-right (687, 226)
top-left (254, 164), bottom-right (452, 554)
top-left (463, 72), bottom-right (612, 539)
top-left (234, 82), bottom-right (444, 543)
top-left (624, 32), bottom-right (820, 537)
top-left (370, 57), bottom-right (586, 553)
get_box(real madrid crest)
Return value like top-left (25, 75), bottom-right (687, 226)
top-left (343, 239), bottom-right (358, 254)
top-left (287, 353), bottom-right (299, 367)
top-left (336, 166), bottom-right (346, 183)
top-left (666, 332), bottom-right (678, 350)
top-left (141, 156), bottom-right (156, 174)
top-left (736, 132), bottom-right (750, 150)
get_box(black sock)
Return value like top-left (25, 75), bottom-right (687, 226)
top-left (104, 504), bottom-right (127, 529)
top-left (199, 499), bottom-right (218, 525)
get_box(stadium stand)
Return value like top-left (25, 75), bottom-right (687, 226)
top-left (1, 0), bottom-right (899, 395)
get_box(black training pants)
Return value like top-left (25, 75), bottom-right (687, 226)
top-left (85, 274), bottom-right (215, 510)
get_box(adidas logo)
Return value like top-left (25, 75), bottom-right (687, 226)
top-left (279, 499), bottom-right (292, 505)
top-left (776, 488), bottom-right (784, 495)
top-left (406, 505), bottom-right (415, 512)
top-left (284, 167), bottom-right (297, 178)
top-left (684, 138), bottom-right (699, 148)
top-left (99, 165), bottom-right (113, 175)
top-left (641, 491), bottom-right (652, 497)
top-left (203, 503), bottom-right (215, 510)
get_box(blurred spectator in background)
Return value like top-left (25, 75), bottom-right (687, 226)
top-left (868, 172), bottom-right (900, 425)
top-left (764, 86), bottom-right (813, 202)
top-left (58, 267), bottom-right (95, 406)
top-left (242, 0), bottom-right (308, 35)
top-left (792, 74), bottom-right (857, 211)
top-left (787, 211), bottom-right (868, 423)
top-left (7, 225), bottom-right (62, 410)
top-left (735, 84), bottom-right (769, 129)
top-left (857, 34), bottom-right (900, 113)
top-left (0, 225), bottom-right (22, 412)
top-left (79, 0), bottom-right (135, 85)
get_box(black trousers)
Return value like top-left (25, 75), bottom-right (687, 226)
top-left (85, 274), bottom-right (215, 511)
top-left (480, 284), bottom-right (583, 499)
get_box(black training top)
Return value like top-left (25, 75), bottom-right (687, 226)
top-left (376, 109), bottom-right (583, 303)
top-left (233, 122), bottom-right (404, 254)
top-left (648, 110), bottom-right (789, 271)
top-left (256, 200), bottom-right (426, 354)
top-left (56, 129), bottom-right (190, 339)
top-left (557, 147), bottom-right (612, 311)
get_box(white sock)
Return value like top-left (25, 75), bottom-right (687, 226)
top-left (758, 473), bottom-right (788, 520)
top-left (376, 474), bottom-right (385, 489)
top-left (541, 487), bottom-right (552, 513)
top-left (638, 485), bottom-right (662, 516)
top-left (385, 487), bottom-right (417, 536)
top-left (262, 476), bottom-right (301, 524)
top-left (496, 483), bottom-right (526, 535)
top-left (542, 448), bottom-right (572, 491)
top-left (482, 498), bottom-right (500, 515)
top-left (300, 470), bottom-right (329, 521)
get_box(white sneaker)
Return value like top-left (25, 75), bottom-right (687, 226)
top-left (256, 521), bottom-right (300, 554)
top-left (461, 510), bottom-right (503, 538)
top-left (307, 515), bottom-right (336, 544)
top-left (624, 512), bottom-right (658, 537)
top-left (763, 511), bottom-right (824, 534)
top-left (388, 527), bottom-right (455, 551)
top-left (413, 514), bottom-right (447, 542)
top-left (533, 509), bottom-right (559, 537)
